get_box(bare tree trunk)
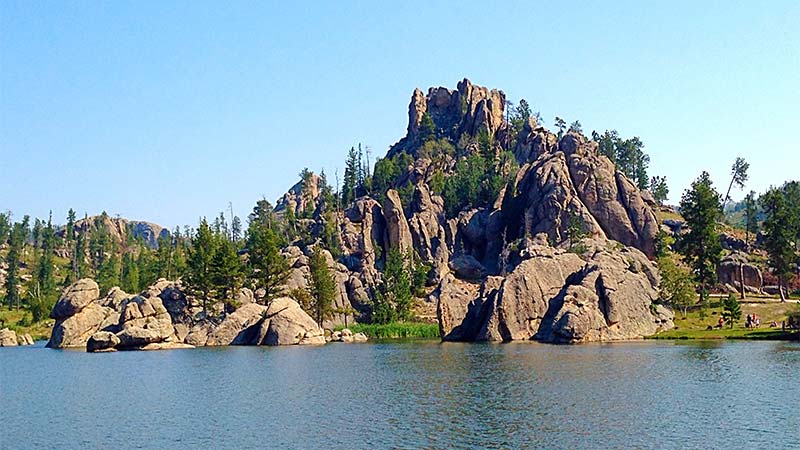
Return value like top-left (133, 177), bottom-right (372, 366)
top-left (739, 263), bottom-right (746, 300)
top-left (778, 277), bottom-right (787, 302)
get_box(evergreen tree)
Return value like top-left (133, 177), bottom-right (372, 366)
top-left (568, 120), bottom-right (583, 134)
top-left (722, 157), bottom-right (749, 209)
top-left (342, 146), bottom-right (360, 206)
top-left (592, 130), bottom-right (650, 189)
top-left (246, 215), bottom-right (290, 302)
top-left (721, 294), bottom-right (742, 328)
top-left (66, 208), bottom-right (77, 242)
top-left (72, 227), bottom-right (88, 280)
top-left (231, 216), bottom-right (242, 243)
top-left (760, 186), bottom-right (796, 301)
top-left (0, 212), bottom-right (9, 243)
top-left (308, 247), bottom-right (335, 326)
top-left (185, 219), bottom-right (217, 313)
top-left (97, 246), bottom-right (121, 294)
top-left (4, 221), bottom-right (26, 309)
top-left (120, 252), bottom-right (140, 293)
top-left (678, 172), bottom-right (722, 303)
top-left (381, 248), bottom-right (413, 321)
top-left (35, 214), bottom-right (57, 298)
top-left (137, 247), bottom-right (158, 288)
top-left (649, 176), bottom-right (669, 205)
top-left (418, 113), bottom-right (436, 143)
top-left (155, 233), bottom-right (173, 279)
top-left (554, 117), bottom-right (567, 138)
top-left (211, 235), bottom-right (244, 302)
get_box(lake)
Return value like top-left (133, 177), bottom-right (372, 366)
top-left (1, 340), bottom-right (799, 449)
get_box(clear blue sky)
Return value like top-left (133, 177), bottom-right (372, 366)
top-left (2, 1), bottom-right (798, 228)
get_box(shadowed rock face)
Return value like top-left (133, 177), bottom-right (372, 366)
top-left (438, 241), bottom-right (673, 344)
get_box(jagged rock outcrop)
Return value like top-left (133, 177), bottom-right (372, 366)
top-left (64, 215), bottom-right (169, 249)
top-left (275, 172), bottom-right (321, 214)
top-left (439, 240), bottom-right (672, 344)
top-left (383, 189), bottom-right (414, 254)
top-left (115, 295), bottom-right (176, 348)
top-left (501, 132), bottom-right (658, 257)
top-left (42, 277), bottom-right (330, 352)
top-left (394, 78), bottom-right (506, 156)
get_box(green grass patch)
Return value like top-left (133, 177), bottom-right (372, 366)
top-left (0, 307), bottom-right (53, 341)
top-left (336, 322), bottom-right (440, 339)
top-left (650, 300), bottom-right (799, 341)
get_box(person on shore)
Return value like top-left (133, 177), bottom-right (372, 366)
top-left (718, 317), bottom-right (725, 329)
top-left (745, 314), bottom-right (752, 328)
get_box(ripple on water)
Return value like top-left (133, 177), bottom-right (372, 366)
top-left (1, 340), bottom-right (799, 449)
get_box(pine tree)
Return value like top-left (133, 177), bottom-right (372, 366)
top-left (678, 172), bottom-right (722, 303)
top-left (381, 248), bottom-right (413, 321)
top-left (418, 113), bottom-right (436, 143)
top-left (3, 221), bottom-right (26, 309)
top-left (231, 216), bottom-right (242, 243)
top-left (722, 157), bottom-right (749, 210)
top-left (649, 176), bottom-right (669, 205)
top-left (121, 252), bottom-right (140, 293)
top-left (760, 186), bottom-right (796, 301)
top-left (721, 294), bottom-right (742, 328)
top-left (185, 219), bottom-right (217, 313)
top-left (97, 244), bottom-right (121, 294)
top-left (342, 146), bottom-right (360, 206)
top-left (66, 208), bottom-right (76, 242)
top-left (211, 235), bottom-right (244, 302)
top-left (0, 212), bottom-right (9, 243)
top-left (308, 247), bottom-right (335, 326)
top-left (246, 215), bottom-right (289, 302)
top-left (72, 227), bottom-right (88, 280)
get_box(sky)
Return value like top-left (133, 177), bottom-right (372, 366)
top-left (1, 0), bottom-right (798, 229)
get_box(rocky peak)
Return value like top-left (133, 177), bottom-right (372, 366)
top-left (65, 215), bottom-right (169, 249)
top-left (393, 78), bottom-right (506, 157)
top-left (274, 172), bottom-right (322, 215)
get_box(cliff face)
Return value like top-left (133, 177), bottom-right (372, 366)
top-left (61, 215), bottom-right (169, 249)
top-left (274, 79), bottom-right (671, 342)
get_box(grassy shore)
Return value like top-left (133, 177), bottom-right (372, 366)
top-left (650, 299), bottom-right (800, 341)
top-left (0, 307), bottom-right (53, 341)
top-left (336, 322), bottom-right (440, 339)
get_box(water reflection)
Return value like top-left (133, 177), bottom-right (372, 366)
top-left (1, 340), bottom-right (798, 449)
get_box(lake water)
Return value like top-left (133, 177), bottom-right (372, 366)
top-left (1, 340), bottom-right (799, 449)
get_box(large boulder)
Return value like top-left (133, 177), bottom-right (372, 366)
top-left (0, 328), bottom-right (18, 347)
top-left (718, 253), bottom-right (763, 293)
top-left (50, 279), bottom-right (100, 319)
top-left (86, 331), bottom-right (120, 352)
top-left (47, 303), bottom-right (116, 348)
top-left (256, 297), bottom-right (325, 346)
top-left (205, 303), bottom-right (268, 346)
